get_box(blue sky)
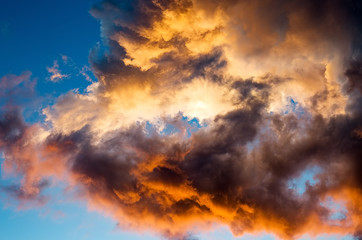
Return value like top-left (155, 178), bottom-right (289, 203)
top-left (0, 1), bottom-right (358, 240)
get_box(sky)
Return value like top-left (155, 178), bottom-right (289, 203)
top-left (0, 0), bottom-right (362, 240)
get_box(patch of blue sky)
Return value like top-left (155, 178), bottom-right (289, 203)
top-left (161, 116), bottom-right (205, 137)
top-left (143, 114), bottom-right (206, 138)
top-left (181, 115), bottom-right (206, 138)
top-left (143, 120), bottom-right (157, 137)
top-left (245, 138), bottom-right (260, 153)
top-left (287, 165), bottom-right (323, 195)
top-left (0, 194), bottom-right (160, 240)
top-left (283, 97), bottom-right (305, 116)
top-left (160, 122), bottom-right (181, 136)
top-left (320, 196), bottom-right (348, 221)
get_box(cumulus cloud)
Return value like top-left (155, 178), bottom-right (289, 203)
top-left (1, 0), bottom-right (362, 239)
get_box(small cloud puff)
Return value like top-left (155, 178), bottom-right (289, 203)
top-left (46, 60), bottom-right (68, 82)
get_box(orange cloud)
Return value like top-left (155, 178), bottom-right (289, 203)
top-left (2, 0), bottom-right (362, 239)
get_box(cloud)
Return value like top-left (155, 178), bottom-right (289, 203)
top-left (2, 0), bottom-right (362, 239)
top-left (0, 71), bottom-right (36, 106)
top-left (46, 60), bottom-right (69, 82)
top-left (0, 71), bottom-right (42, 126)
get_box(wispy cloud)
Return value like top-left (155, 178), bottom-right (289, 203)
top-left (46, 60), bottom-right (69, 82)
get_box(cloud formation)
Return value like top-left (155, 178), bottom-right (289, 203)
top-left (46, 60), bottom-right (69, 82)
top-left (1, 0), bottom-right (362, 239)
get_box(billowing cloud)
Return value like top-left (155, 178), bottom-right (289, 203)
top-left (1, 0), bottom-right (362, 239)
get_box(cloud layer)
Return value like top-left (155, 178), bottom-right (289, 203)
top-left (1, 0), bottom-right (362, 239)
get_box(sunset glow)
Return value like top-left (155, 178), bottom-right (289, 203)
top-left (1, 0), bottom-right (362, 239)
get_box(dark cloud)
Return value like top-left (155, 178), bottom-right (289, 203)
top-left (40, 71), bottom-right (360, 238)
top-left (2, 0), bottom-right (362, 239)
top-left (0, 110), bottom-right (50, 206)
top-left (0, 71), bottom-right (36, 107)
top-left (0, 110), bottom-right (27, 146)
top-left (1, 180), bottom-right (49, 206)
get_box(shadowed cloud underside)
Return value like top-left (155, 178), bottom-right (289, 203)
top-left (1, 0), bottom-right (362, 239)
